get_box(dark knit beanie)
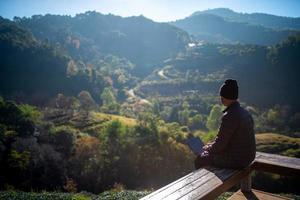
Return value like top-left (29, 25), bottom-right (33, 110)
top-left (219, 79), bottom-right (238, 100)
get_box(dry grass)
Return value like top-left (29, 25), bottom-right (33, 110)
top-left (256, 133), bottom-right (300, 145)
top-left (255, 133), bottom-right (300, 157)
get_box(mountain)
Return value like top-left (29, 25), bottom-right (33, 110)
top-left (15, 12), bottom-right (190, 75)
top-left (1, 11), bottom-right (300, 110)
top-left (172, 13), bottom-right (298, 45)
top-left (193, 8), bottom-right (300, 30)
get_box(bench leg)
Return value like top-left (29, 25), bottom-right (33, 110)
top-left (240, 174), bottom-right (252, 192)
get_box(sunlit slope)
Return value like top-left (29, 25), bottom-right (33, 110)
top-left (91, 112), bottom-right (137, 127)
top-left (45, 109), bottom-right (137, 134)
top-left (256, 133), bottom-right (300, 158)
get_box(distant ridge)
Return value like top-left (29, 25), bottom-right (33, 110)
top-left (192, 8), bottom-right (300, 30)
top-left (172, 9), bottom-right (299, 45)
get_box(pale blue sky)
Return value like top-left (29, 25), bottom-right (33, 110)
top-left (0, 0), bottom-right (300, 22)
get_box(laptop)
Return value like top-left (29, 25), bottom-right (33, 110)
top-left (186, 135), bottom-right (204, 155)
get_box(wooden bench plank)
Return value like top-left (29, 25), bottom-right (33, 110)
top-left (228, 189), bottom-right (292, 200)
top-left (254, 152), bottom-right (300, 176)
top-left (140, 172), bottom-right (196, 200)
top-left (140, 168), bottom-right (212, 200)
top-left (179, 167), bottom-right (251, 200)
top-left (178, 174), bottom-right (223, 200)
top-left (164, 169), bottom-right (230, 200)
top-left (141, 167), bottom-right (251, 200)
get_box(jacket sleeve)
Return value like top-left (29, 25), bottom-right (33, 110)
top-left (207, 112), bottom-right (238, 154)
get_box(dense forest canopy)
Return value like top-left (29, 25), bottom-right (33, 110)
top-left (0, 8), bottom-right (300, 198)
top-left (159, 35), bottom-right (300, 109)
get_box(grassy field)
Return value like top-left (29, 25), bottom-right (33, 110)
top-left (91, 112), bottom-right (137, 127)
top-left (255, 133), bottom-right (300, 158)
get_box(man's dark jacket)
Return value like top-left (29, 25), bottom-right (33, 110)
top-left (207, 101), bottom-right (256, 168)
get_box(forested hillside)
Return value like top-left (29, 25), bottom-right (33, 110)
top-left (15, 12), bottom-right (190, 76)
top-left (0, 17), bottom-right (105, 105)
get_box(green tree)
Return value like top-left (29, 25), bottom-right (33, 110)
top-left (101, 87), bottom-right (116, 105)
top-left (18, 104), bottom-right (42, 123)
top-left (160, 106), bottom-right (172, 122)
top-left (178, 109), bottom-right (190, 125)
top-left (69, 135), bottom-right (102, 192)
top-left (51, 126), bottom-right (76, 158)
top-left (188, 114), bottom-right (205, 130)
top-left (78, 90), bottom-right (97, 110)
top-left (152, 99), bottom-right (160, 116)
top-left (206, 104), bottom-right (223, 131)
top-left (178, 101), bottom-right (191, 125)
top-left (100, 87), bottom-right (120, 114)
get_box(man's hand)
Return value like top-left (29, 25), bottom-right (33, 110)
top-left (203, 143), bottom-right (213, 151)
top-left (200, 150), bottom-right (209, 157)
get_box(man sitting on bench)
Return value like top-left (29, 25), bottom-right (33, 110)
top-left (195, 79), bottom-right (256, 169)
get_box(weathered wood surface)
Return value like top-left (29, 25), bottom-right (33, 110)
top-left (140, 167), bottom-right (251, 200)
top-left (228, 189), bottom-right (292, 200)
top-left (140, 152), bottom-right (300, 200)
top-left (254, 152), bottom-right (300, 177)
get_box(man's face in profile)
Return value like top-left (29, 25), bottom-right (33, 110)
top-left (220, 96), bottom-right (225, 106)
top-left (220, 96), bottom-right (233, 107)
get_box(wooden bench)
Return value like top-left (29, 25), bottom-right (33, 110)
top-left (140, 152), bottom-right (300, 200)
top-left (253, 152), bottom-right (300, 177)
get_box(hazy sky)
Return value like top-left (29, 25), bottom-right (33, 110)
top-left (1, 0), bottom-right (300, 22)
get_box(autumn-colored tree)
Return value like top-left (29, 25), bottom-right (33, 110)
top-left (69, 135), bottom-right (102, 192)
top-left (78, 90), bottom-right (97, 111)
